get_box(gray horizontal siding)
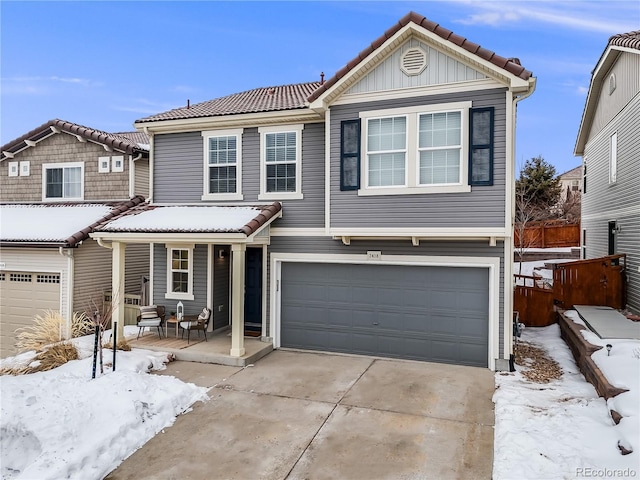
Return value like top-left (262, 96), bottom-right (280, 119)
top-left (152, 243), bottom-right (209, 318)
top-left (152, 124), bottom-right (325, 229)
top-left (589, 52), bottom-right (640, 140)
top-left (582, 95), bottom-right (640, 213)
top-left (582, 94), bottom-right (640, 313)
top-left (266, 236), bottom-right (505, 356)
top-left (330, 88), bottom-right (507, 228)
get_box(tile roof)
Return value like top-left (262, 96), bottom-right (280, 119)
top-left (0, 196), bottom-right (146, 247)
top-left (95, 202), bottom-right (282, 236)
top-left (112, 131), bottom-right (149, 147)
top-left (136, 12), bottom-right (532, 124)
top-left (308, 11), bottom-right (533, 102)
top-left (1, 119), bottom-right (149, 161)
top-left (608, 30), bottom-right (640, 50)
top-left (136, 83), bottom-right (321, 123)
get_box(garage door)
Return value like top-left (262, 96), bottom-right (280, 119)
top-left (280, 263), bottom-right (489, 367)
top-left (0, 271), bottom-right (61, 358)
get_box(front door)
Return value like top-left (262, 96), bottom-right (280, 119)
top-left (244, 248), bottom-right (262, 335)
top-left (608, 221), bottom-right (616, 255)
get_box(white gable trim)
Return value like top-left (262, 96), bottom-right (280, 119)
top-left (310, 23), bottom-right (531, 110)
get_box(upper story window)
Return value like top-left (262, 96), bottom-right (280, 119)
top-left (258, 124), bottom-right (303, 200)
top-left (357, 102), bottom-right (475, 195)
top-left (609, 132), bottom-right (617, 184)
top-left (202, 129), bottom-right (243, 200)
top-left (165, 244), bottom-right (194, 301)
top-left (42, 162), bottom-right (83, 201)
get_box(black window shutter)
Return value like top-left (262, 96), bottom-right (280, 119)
top-left (469, 107), bottom-right (494, 186)
top-left (340, 119), bottom-right (360, 191)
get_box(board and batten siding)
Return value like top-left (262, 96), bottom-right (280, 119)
top-left (266, 236), bottom-right (505, 355)
top-left (152, 243), bottom-right (209, 317)
top-left (588, 52), bottom-right (640, 142)
top-left (329, 88), bottom-right (508, 228)
top-left (73, 240), bottom-right (150, 314)
top-left (152, 123), bottom-right (325, 229)
top-left (582, 93), bottom-right (640, 312)
top-left (0, 133), bottom-right (131, 202)
top-left (345, 37), bottom-right (486, 95)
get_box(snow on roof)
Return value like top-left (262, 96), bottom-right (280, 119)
top-left (99, 205), bottom-right (274, 233)
top-left (1, 204), bottom-right (114, 242)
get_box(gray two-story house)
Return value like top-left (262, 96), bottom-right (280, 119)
top-left (575, 30), bottom-right (640, 314)
top-left (92, 12), bottom-right (536, 370)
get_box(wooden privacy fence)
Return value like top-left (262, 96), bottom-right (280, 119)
top-left (514, 222), bottom-right (580, 248)
top-left (514, 254), bottom-right (627, 327)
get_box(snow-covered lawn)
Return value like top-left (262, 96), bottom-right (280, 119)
top-left (1, 320), bottom-right (638, 480)
top-left (493, 320), bottom-right (639, 479)
top-left (0, 327), bottom-right (207, 480)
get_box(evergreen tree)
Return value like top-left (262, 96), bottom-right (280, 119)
top-left (515, 156), bottom-right (562, 213)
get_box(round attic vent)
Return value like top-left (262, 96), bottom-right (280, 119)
top-left (400, 47), bottom-right (427, 76)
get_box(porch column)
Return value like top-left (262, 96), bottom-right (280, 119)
top-left (230, 243), bottom-right (246, 357)
top-left (111, 241), bottom-right (126, 342)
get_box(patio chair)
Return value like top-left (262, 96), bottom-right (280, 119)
top-left (136, 305), bottom-right (165, 339)
top-left (179, 307), bottom-right (211, 344)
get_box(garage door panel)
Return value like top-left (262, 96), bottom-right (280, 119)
top-left (280, 262), bottom-right (489, 367)
top-left (1, 271), bottom-right (60, 358)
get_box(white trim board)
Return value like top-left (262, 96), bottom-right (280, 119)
top-left (269, 252), bottom-right (501, 371)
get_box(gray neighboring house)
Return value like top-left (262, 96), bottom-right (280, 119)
top-left (0, 120), bottom-right (151, 358)
top-left (575, 30), bottom-right (640, 314)
top-left (92, 12), bottom-right (536, 370)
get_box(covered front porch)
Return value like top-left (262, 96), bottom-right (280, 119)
top-left (90, 202), bottom-right (282, 363)
top-left (130, 329), bottom-right (273, 367)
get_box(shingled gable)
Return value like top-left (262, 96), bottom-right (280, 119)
top-left (1, 119), bottom-right (149, 161)
top-left (574, 30), bottom-right (640, 155)
top-left (308, 11), bottom-right (533, 105)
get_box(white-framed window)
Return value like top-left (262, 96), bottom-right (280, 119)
top-left (112, 156), bottom-right (124, 173)
top-left (258, 124), bottom-right (303, 200)
top-left (359, 102), bottom-right (471, 195)
top-left (19, 161), bottom-right (30, 176)
top-left (165, 244), bottom-right (194, 300)
top-left (42, 162), bottom-right (84, 201)
top-left (98, 156), bottom-right (110, 173)
top-left (202, 129), bottom-right (243, 200)
top-left (609, 132), bottom-right (617, 184)
top-left (8, 161), bottom-right (18, 177)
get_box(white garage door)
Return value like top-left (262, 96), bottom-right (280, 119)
top-left (0, 271), bottom-right (60, 358)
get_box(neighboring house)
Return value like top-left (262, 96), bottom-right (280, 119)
top-left (558, 165), bottom-right (582, 200)
top-left (0, 120), bottom-right (151, 358)
top-left (574, 30), bottom-right (640, 314)
top-left (92, 12), bottom-right (536, 370)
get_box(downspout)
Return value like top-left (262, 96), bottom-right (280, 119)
top-left (96, 237), bottom-right (113, 250)
top-left (507, 78), bottom-right (537, 372)
top-left (144, 127), bottom-right (154, 203)
top-left (129, 153), bottom-right (142, 198)
top-left (59, 247), bottom-right (74, 340)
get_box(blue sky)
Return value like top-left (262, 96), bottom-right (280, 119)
top-left (1, 1), bottom-right (638, 175)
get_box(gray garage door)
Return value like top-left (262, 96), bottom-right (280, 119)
top-left (280, 263), bottom-right (489, 367)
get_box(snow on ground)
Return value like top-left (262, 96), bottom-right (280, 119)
top-left (2, 320), bottom-right (638, 480)
top-left (493, 322), bottom-right (639, 480)
top-left (0, 326), bottom-right (208, 480)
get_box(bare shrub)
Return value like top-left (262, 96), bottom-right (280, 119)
top-left (0, 343), bottom-right (79, 376)
top-left (15, 311), bottom-right (91, 353)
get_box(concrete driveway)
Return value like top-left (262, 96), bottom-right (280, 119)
top-left (106, 351), bottom-right (494, 480)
